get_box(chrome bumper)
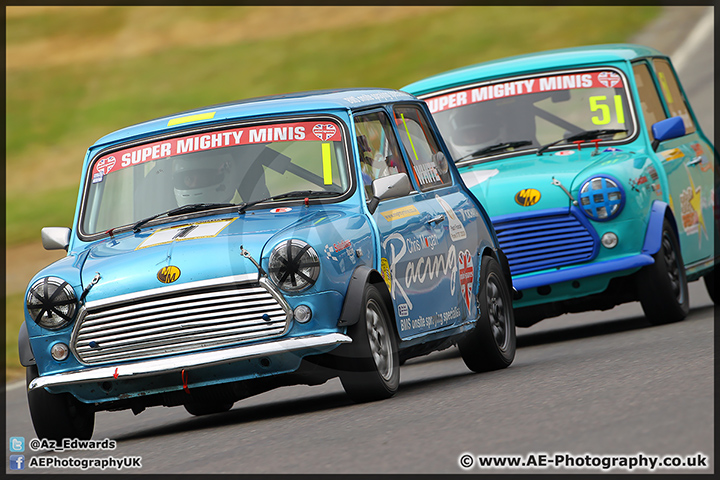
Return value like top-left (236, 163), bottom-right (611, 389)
top-left (28, 333), bottom-right (351, 391)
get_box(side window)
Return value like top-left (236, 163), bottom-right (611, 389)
top-left (652, 58), bottom-right (696, 134)
top-left (393, 105), bottom-right (451, 191)
top-left (632, 63), bottom-right (667, 141)
top-left (353, 111), bottom-right (407, 200)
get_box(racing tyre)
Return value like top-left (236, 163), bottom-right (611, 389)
top-left (183, 401), bottom-right (234, 416)
top-left (702, 269), bottom-right (716, 303)
top-left (339, 284), bottom-right (399, 402)
top-left (26, 365), bottom-right (95, 441)
top-left (638, 219), bottom-right (689, 324)
top-left (458, 256), bottom-right (516, 373)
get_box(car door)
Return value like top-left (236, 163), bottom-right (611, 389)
top-left (355, 108), bottom-right (461, 339)
top-left (633, 61), bottom-right (715, 266)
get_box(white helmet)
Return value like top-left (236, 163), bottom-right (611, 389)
top-left (173, 153), bottom-right (236, 206)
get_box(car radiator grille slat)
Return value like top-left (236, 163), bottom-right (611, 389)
top-left (493, 212), bottom-right (598, 276)
top-left (72, 281), bottom-right (290, 365)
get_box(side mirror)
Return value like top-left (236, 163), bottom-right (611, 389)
top-left (367, 173), bottom-right (413, 214)
top-left (651, 116), bottom-right (685, 151)
top-left (41, 227), bottom-right (71, 251)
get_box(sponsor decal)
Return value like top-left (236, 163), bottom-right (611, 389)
top-left (380, 205), bottom-right (421, 222)
top-left (424, 71), bottom-right (625, 113)
top-left (381, 232), bottom-right (457, 311)
top-left (381, 257), bottom-right (392, 290)
top-left (157, 265), bottom-right (181, 284)
top-left (398, 303), bottom-right (409, 317)
top-left (435, 195), bottom-right (467, 241)
top-left (555, 150), bottom-right (575, 156)
top-left (647, 165), bottom-right (659, 181)
top-left (458, 250), bottom-right (474, 312)
top-left (680, 165), bottom-right (709, 244)
top-left (136, 218), bottom-right (236, 250)
top-left (92, 121), bottom-right (342, 177)
top-left (415, 162), bottom-right (442, 185)
top-left (603, 147), bottom-right (622, 153)
top-left (515, 188), bottom-right (541, 207)
top-left (270, 207), bottom-right (293, 213)
top-left (92, 172), bottom-right (104, 184)
top-left (660, 148), bottom-right (684, 162)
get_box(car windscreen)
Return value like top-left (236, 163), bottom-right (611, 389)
top-left (81, 119), bottom-right (350, 235)
top-left (424, 69), bottom-right (635, 163)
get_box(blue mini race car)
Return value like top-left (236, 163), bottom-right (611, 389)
top-left (404, 45), bottom-right (717, 327)
top-left (20, 88), bottom-right (515, 440)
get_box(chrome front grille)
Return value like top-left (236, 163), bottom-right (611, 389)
top-left (492, 210), bottom-right (598, 275)
top-left (72, 276), bottom-right (291, 365)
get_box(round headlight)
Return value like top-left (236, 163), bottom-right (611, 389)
top-left (268, 240), bottom-right (320, 292)
top-left (26, 277), bottom-right (78, 330)
top-left (578, 175), bottom-right (625, 221)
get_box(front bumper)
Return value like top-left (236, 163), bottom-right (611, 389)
top-left (29, 333), bottom-right (351, 392)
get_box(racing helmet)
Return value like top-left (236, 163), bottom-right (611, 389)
top-left (172, 153), bottom-right (236, 206)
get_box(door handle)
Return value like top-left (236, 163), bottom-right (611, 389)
top-left (686, 157), bottom-right (702, 167)
top-left (427, 214), bottom-right (445, 225)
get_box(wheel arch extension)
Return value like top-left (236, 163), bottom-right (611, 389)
top-left (481, 246), bottom-right (515, 296)
top-left (18, 321), bottom-right (36, 367)
top-left (642, 201), bottom-right (680, 256)
top-left (337, 265), bottom-right (396, 332)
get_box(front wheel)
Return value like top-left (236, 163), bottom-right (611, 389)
top-left (338, 284), bottom-right (399, 402)
top-left (702, 269), bottom-right (715, 303)
top-left (637, 219), bottom-right (689, 325)
top-left (458, 255), bottom-right (516, 373)
top-left (26, 365), bottom-right (95, 441)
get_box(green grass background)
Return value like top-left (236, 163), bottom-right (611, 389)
top-left (5, 6), bottom-right (660, 376)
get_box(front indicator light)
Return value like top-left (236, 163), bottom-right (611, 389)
top-left (26, 277), bottom-right (78, 330)
top-left (294, 305), bottom-right (313, 323)
top-left (51, 343), bottom-right (70, 361)
top-left (601, 232), bottom-right (619, 249)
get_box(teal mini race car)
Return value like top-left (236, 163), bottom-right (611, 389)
top-left (20, 88), bottom-right (515, 441)
top-left (403, 44), bottom-right (717, 326)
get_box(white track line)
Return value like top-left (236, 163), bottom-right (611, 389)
top-left (671, 6), bottom-right (714, 72)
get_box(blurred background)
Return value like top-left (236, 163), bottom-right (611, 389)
top-left (4, 5), bottom-right (708, 379)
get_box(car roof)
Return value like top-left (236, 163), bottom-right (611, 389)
top-left (92, 88), bottom-right (417, 147)
top-left (403, 44), bottom-right (666, 96)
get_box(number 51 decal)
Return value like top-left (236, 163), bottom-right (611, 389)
top-left (589, 95), bottom-right (625, 125)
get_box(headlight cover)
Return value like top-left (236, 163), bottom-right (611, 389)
top-left (268, 240), bottom-right (320, 292)
top-left (26, 277), bottom-right (78, 330)
top-left (578, 175), bottom-right (625, 221)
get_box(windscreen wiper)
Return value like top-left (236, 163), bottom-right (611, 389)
top-left (237, 190), bottom-right (339, 214)
top-left (457, 141), bottom-right (533, 162)
top-left (537, 129), bottom-right (627, 155)
top-left (132, 203), bottom-right (235, 233)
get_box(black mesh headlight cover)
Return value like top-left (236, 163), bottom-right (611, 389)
top-left (26, 277), bottom-right (78, 330)
top-left (268, 240), bottom-right (320, 292)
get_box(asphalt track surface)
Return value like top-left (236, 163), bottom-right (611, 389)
top-left (5, 6), bottom-right (715, 475)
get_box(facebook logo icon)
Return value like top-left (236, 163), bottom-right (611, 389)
top-left (9, 454), bottom-right (25, 470)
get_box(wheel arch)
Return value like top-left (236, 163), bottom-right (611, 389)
top-left (642, 200), bottom-right (680, 256)
top-left (338, 266), bottom-right (397, 334)
top-left (480, 246), bottom-right (514, 294)
top-left (18, 321), bottom-right (36, 367)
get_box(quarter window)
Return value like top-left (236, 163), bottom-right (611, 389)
top-left (652, 58), bottom-right (695, 134)
top-left (393, 105), bottom-right (451, 191)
